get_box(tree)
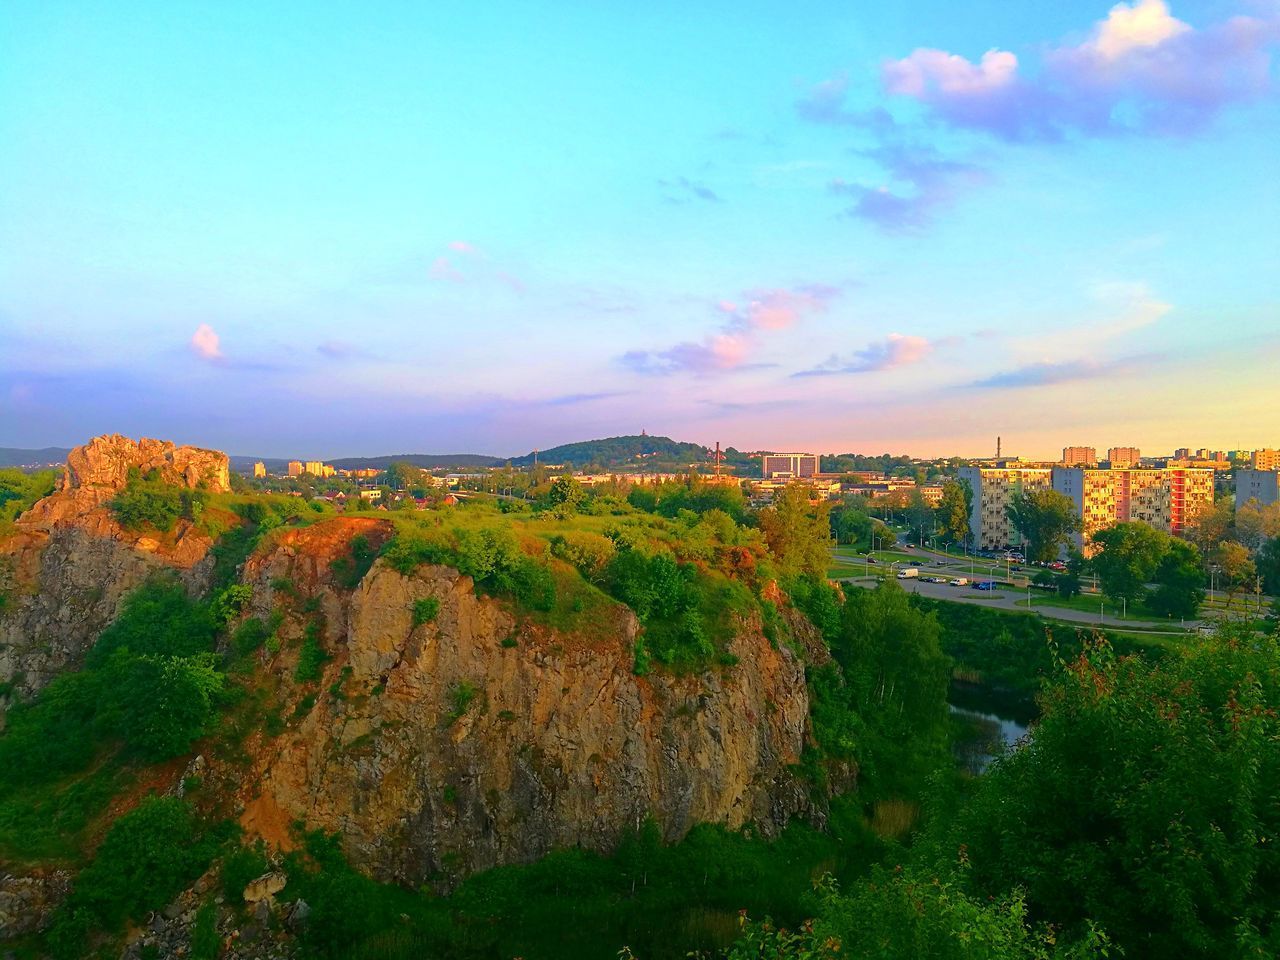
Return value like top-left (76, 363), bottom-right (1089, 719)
top-left (954, 632), bottom-right (1280, 957)
top-left (1211, 540), bottom-right (1255, 609)
top-left (1258, 537), bottom-right (1280, 595)
top-left (1187, 497), bottom-right (1234, 551)
top-left (832, 582), bottom-right (951, 797)
top-left (1235, 498), bottom-right (1280, 551)
top-left (830, 501), bottom-right (872, 547)
top-left (1089, 522), bottom-right (1168, 605)
top-left (756, 484), bottom-right (832, 579)
top-left (1005, 488), bottom-right (1080, 563)
top-left (546, 475), bottom-right (586, 515)
top-left (904, 489), bottom-right (934, 542)
top-left (936, 480), bottom-right (970, 546)
top-left (1149, 538), bottom-right (1205, 619)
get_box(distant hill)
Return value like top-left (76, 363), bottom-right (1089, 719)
top-left (328, 453), bottom-right (503, 470)
top-left (0, 446), bottom-right (72, 469)
top-left (508, 435), bottom-right (713, 471)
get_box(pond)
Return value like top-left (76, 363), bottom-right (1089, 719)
top-left (948, 680), bottom-right (1034, 775)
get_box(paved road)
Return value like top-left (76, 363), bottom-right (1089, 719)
top-left (833, 543), bottom-right (1204, 632)
top-left (836, 574), bottom-right (1198, 632)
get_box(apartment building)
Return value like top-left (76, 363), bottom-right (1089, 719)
top-left (253, 461), bottom-right (267, 478)
top-left (957, 466), bottom-right (1053, 551)
top-left (287, 460), bottom-right (303, 477)
top-left (1053, 467), bottom-right (1214, 554)
top-left (1251, 449), bottom-right (1280, 471)
top-left (760, 453), bottom-right (818, 479)
top-left (1236, 470), bottom-right (1280, 508)
top-left (1106, 446), bottom-right (1141, 468)
top-left (1061, 446), bottom-right (1097, 467)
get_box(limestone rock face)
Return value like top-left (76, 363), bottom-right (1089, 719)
top-left (62, 433), bottom-right (231, 495)
top-left (238, 520), bottom-right (815, 883)
top-left (0, 435), bottom-right (224, 706)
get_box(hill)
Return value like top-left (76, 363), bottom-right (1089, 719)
top-left (0, 446), bottom-right (73, 469)
top-left (508, 434), bottom-right (712, 470)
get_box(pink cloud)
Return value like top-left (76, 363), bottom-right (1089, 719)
top-left (795, 332), bottom-right (935, 376)
top-left (190, 323), bottom-right (223, 362)
top-left (622, 284), bottom-right (840, 375)
top-left (448, 240), bottom-right (477, 254)
top-left (429, 256), bottom-right (463, 282)
top-left (881, 1), bottom-right (1280, 140)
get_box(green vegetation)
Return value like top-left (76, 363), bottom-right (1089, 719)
top-left (1005, 488), bottom-right (1081, 563)
top-left (0, 578), bottom-right (226, 862)
top-left (275, 817), bottom-right (877, 960)
top-left (295, 620), bottom-right (329, 682)
top-left (6, 469), bottom-right (1279, 960)
top-left (331, 533), bottom-right (377, 589)
top-left (444, 680), bottom-right (480, 724)
top-left (412, 596), bottom-right (441, 626)
top-left (0, 466), bottom-right (56, 527)
top-left (46, 797), bottom-right (226, 959)
top-left (108, 467), bottom-right (195, 532)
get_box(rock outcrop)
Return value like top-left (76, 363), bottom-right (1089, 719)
top-left (237, 519), bottom-right (815, 883)
top-left (0, 435), bottom-right (227, 705)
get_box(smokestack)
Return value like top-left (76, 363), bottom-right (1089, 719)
top-left (997, 436), bottom-right (1002, 460)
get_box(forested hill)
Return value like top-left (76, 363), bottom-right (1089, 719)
top-left (508, 434), bottom-right (712, 470)
top-left (0, 446), bottom-right (73, 468)
top-left (328, 453), bottom-right (503, 470)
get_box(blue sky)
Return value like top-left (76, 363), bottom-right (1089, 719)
top-left (1, 0), bottom-right (1277, 459)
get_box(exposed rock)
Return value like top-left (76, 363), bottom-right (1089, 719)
top-left (62, 434), bottom-right (231, 496)
top-left (243, 872), bottom-right (288, 905)
top-left (0, 869), bottom-right (72, 937)
top-left (0, 436), bottom-right (225, 705)
top-left (238, 519), bottom-right (816, 884)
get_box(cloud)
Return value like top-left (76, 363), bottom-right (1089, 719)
top-left (796, 333), bottom-right (934, 376)
top-left (448, 240), bottom-right (478, 255)
top-left (622, 285), bottom-right (838, 375)
top-left (830, 143), bottom-right (989, 230)
top-left (429, 256), bottom-right (464, 282)
top-left (882, 1), bottom-right (1280, 140)
top-left (317, 339), bottom-right (376, 361)
top-left (190, 324), bottom-right (223, 362)
top-left (969, 355), bottom-right (1157, 388)
top-left (659, 175), bottom-right (723, 203)
top-left (1014, 280), bottom-right (1171, 359)
top-left (795, 73), bottom-right (897, 131)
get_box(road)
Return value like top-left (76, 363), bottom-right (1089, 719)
top-left (833, 543), bottom-right (1205, 633)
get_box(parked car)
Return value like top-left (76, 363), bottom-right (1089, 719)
top-left (897, 568), bottom-right (919, 580)
top-left (971, 580), bottom-right (997, 591)
top-left (949, 578), bottom-right (968, 586)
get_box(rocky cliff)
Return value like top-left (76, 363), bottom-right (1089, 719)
top-left (0, 435), bottom-right (227, 704)
top-left (232, 518), bottom-right (815, 882)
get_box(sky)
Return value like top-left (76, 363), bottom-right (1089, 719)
top-left (1, 0), bottom-right (1278, 460)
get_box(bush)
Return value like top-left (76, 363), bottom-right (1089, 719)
top-left (222, 843), bottom-right (270, 903)
top-left (412, 597), bottom-right (441, 626)
top-left (445, 680), bottom-right (480, 724)
top-left (104, 650), bottom-right (225, 760)
top-left (48, 798), bottom-right (221, 954)
top-left (109, 468), bottom-right (186, 532)
top-left (331, 534), bottom-right (377, 589)
top-left (295, 621), bottom-right (329, 683)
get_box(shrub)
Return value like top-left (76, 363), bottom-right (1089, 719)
top-left (294, 621), bottom-right (329, 683)
top-left (412, 597), bottom-right (441, 627)
top-left (331, 534), bottom-right (377, 589)
top-left (48, 798), bottom-right (220, 953)
top-left (109, 468), bottom-right (185, 532)
top-left (222, 844), bottom-right (270, 903)
top-left (445, 681), bottom-right (480, 724)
